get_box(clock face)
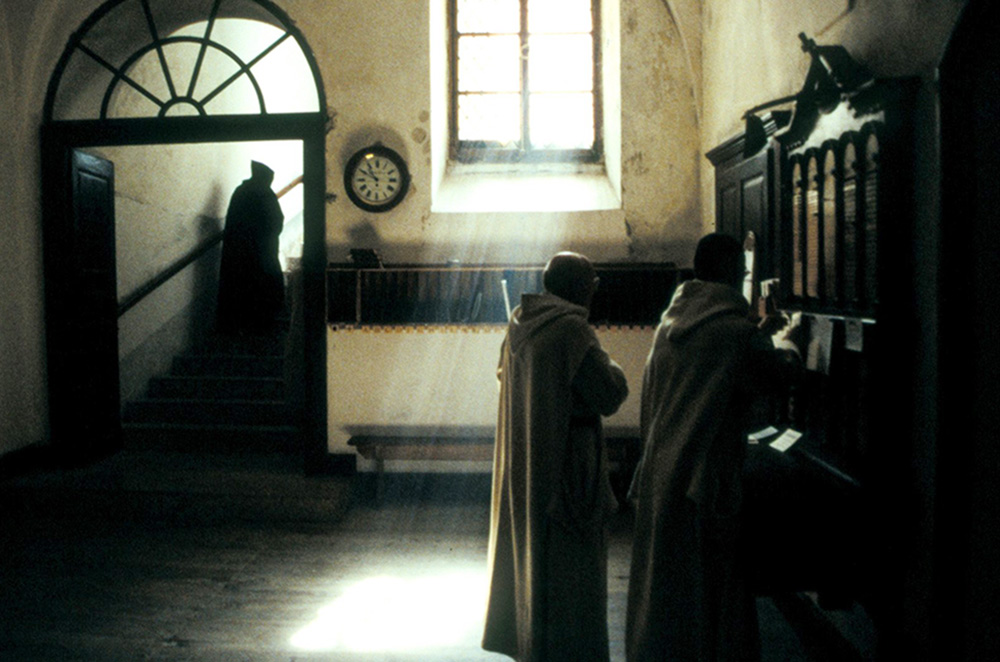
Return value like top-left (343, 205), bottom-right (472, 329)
top-left (344, 145), bottom-right (410, 212)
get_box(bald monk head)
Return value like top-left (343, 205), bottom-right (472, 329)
top-left (543, 251), bottom-right (599, 309)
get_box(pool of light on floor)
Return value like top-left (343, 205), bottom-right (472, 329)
top-left (290, 569), bottom-right (488, 652)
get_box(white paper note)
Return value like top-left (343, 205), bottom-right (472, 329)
top-left (748, 426), bottom-right (780, 443)
top-left (845, 318), bottom-right (864, 352)
top-left (769, 429), bottom-right (803, 452)
top-left (806, 316), bottom-right (834, 374)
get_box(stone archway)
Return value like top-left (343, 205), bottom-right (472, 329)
top-left (41, 0), bottom-right (330, 469)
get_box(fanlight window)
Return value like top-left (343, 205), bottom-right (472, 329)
top-left (49, 0), bottom-right (319, 121)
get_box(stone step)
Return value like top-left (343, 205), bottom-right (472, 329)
top-left (123, 422), bottom-right (302, 453)
top-left (147, 375), bottom-right (285, 400)
top-left (124, 398), bottom-right (291, 426)
top-left (171, 354), bottom-right (284, 378)
top-left (196, 331), bottom-right (289, 356)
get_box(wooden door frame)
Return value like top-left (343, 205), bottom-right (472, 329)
top-left (934, 1), bottom-right (1000, 658)
top-left (41, 113), bottom-right (329, 470)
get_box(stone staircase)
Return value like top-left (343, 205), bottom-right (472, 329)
top-left (122, 325), bottom-right (302, 454)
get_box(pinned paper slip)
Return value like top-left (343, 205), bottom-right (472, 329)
top-left (845, 318), bottom-right (864, 352)
top-left (769, 429), bottom-right (803, 452)
top-left (806, 316), bottom-right (833, 374)
top-left (748, 426), bottom-right (780, 444)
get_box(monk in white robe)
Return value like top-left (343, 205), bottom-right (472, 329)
top-left (626, 234), bottom-right (801, 662)
top-left (483, 252), bottom-right (629, 662)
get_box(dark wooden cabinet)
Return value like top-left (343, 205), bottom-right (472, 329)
top-left (707, 80), bottom-right (920, 615)
top-left (706, 113), bottom-right (787, 294)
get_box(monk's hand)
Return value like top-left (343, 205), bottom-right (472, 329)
top-left (771, 312), bottom-right (807, 356)
top-left (757, 312), bottom-right (789, 336)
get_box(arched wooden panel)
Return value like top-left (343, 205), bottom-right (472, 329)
top-left (806, 154), bottom-right (821, 299)
top-left (791, 159), bottom-right (805, 299)
top-left (862, 131), bottom-right (880, 308)
top-left (842, 139), bottom-right (860, 306)
top-left (823, 148), bottom-right (839, 302)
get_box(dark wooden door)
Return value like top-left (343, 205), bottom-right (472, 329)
top-left (712, 143), bottom-right (779, 317)
top-left (45, 150), bottom-right (121, 460)
top-left (715, 146), bottom-right (774, 275)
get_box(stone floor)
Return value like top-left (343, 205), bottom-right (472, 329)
top-left (0, 450), bottom-right (817, 661)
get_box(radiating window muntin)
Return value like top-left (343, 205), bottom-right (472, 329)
top-left (48, 0), bottom-right (320, 121)
top-left (451, 0), bottom-right (601, 163)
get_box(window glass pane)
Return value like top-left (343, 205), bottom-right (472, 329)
top-left (125, 51), bottom-right (172, 106)
top-left (529, 35), bottom-right (592, 92)
top-left (107, 85), bottom-right (164, 119)
top-left (457, 0), bottom-right (520, 33)
top-left (458, 36), bottom-right (521, 93)
top-left (529, 0), bottom-right (592, 33)
top-left (201, 73), bottom-right (260, 115)
top-left (459, 93), bottom-right (521, 143)
top-left (530, 93), bottom-right (593, 149)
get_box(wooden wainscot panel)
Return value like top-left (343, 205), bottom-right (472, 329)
top-left (327, 263), bottom-right (687, 328)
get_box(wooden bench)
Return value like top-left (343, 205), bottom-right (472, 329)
top-left (348, 431), bottom-right (640, 503)
top-left (348, 434), bottom-right (492, 502)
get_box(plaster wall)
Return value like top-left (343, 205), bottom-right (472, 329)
top-left (618, 0), bottom-right (704, 260)
top-left (293, 0), bottom-right (702, 266)
top-left (0, 0), bottom-right (97, 456)
top-left (99, 143), bottom-right (227, 299)
top-left (289, 0), bottom-right (704, 454)
top-left (1, 0), bottom-right (697, 458)
top-left (327, 325), bottom-right (653, 461)
top-left (97, 141), bottom-right (302, 301)
top-left (98, 142), bottom-right (238, 403)
top-left (699, 0), bottom-right (965, 225)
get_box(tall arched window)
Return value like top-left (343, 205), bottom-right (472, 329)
top-left (450, 0), bottom-right (601, 164)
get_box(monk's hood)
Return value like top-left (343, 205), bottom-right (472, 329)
top-left (660, 280), bottom-right (749, 342)
top-left (508, 293), bottom-right (589, 353)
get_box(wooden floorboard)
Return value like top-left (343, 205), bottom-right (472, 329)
top-left (0, 452), bottom-right (816, 661)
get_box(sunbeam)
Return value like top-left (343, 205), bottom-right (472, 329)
top-left (291, 569), bottom-right (488, 652)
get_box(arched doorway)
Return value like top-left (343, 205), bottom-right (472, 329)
top-left (42, 0), bottom-right (329, 470)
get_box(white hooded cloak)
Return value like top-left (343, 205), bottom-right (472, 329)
top-left (483, 293), bottom-right (628, 662)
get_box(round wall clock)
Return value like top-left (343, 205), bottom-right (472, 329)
top-left (344, 144), bottom-right (410, 212)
